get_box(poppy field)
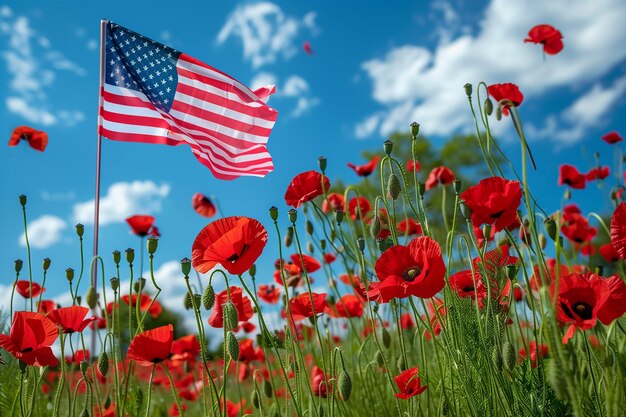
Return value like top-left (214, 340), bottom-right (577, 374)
top-left (2, 22), bottom-right (626, 417)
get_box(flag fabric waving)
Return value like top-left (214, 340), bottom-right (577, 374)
top-left (98, 21), bottom-right (278, 179)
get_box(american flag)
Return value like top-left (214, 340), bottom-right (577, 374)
top-left (98, 21), bottom-right (278, 179)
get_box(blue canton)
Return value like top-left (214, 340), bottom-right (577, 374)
top-left (104, 21), bottom-right (181, 112)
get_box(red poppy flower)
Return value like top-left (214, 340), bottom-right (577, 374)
top-left (461, 177), bottom-right (522, 233)
top-left (288, 292), bottom-right (328, 322)
top-left (519, 341), bottom-right (548, 368)
top-left (394, 367), bottom-right (427, 399)
top-left (561, 206), bottom-right (597, 244)
top-left (473, 224), bottom-right (496, 247)
top-left (284, 170), bottom-right (330, 208)
top-left (327, 294), bottom-right (364, 318)
top-left (257, 284), bottom-right (281, 304)
top-left (273, 262), bottom-right (305, 287)
top-left (169, 403), bottom-right (187, 417)
top-left (66, 349), bottom-right (90, 364)
top-left (400, 313), bottom-right (415, 329)
top-left (558, 165), bottom-right (586, 189)
top-left (126, 215), bottom-right (156, 237)
top-left (323, 252), bottom-right (337, 264)
top-left (599, 244), bottom-right (620, 262)
top-left (236, 321), bottom-right (256, 333)
top-left (554, 273), bottom-right (604, 343)
top-left (487, 83), bottom-right (524, 116)
top-left (238, 339), bottom-right (264, 364)
top-left (192, 193), bottom-right (217, 218)
top-left (120, 294), bottom-right (163, 318)
top-left (529, 258), bottom-right (568, 291)
top-left (303, 41), bottom-right (313, 55)
top-left (208, 287), bottom-right (254, 328)
top-left (312, 366), bottom-right (331, 397)
top-left (602, 131), bottom-right (623, 144)
top-left (192, 216), bottom-right (268, 275)
top-left (425, 166), bottom-right (455, 190)
top-left (37, 299), bottom-right (57, 314)
top-left (610, 202), bottom-right (626, 259)
top-left (449, 270), bottom-right (487, 300)
top-left (397, 218), bottom-right (422, 236)
top-left (171, 335), bottom-right (200, 363)
top-left (9, 126), bottom-right (48, 152)
top-left (369, 236), bottom-right (446, 302)
top-left (586, 166), bottom-right (609, 181)
top-left (321, 193), bottom-right (345, 213)
top-left (406, 159), bottom-right (421, 173)
top-left (339, 273), bottom-right (361, 286)
top-left (290, 253), bottom-right (321, 273)
top-left (514, 286), bottom-right (523, 302)
top-left (0, 311), bottom-right (59, 367)
top-left (524, 24), bottom-right (563, 55)
top-left (15, 280), bottom-right (45, 299)
top-left (48, 306), bottom-right (96, 334)
top-left (347, 196), bottom-right (371, 220)
top-left (347, 155), bottom-right (381, 177)
top-left (127, 325), bottom-right (173, 367)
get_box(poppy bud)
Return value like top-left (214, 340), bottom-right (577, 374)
top-left (376, 351), bottom-right (384, 367)
top-left (86, 286), bottom-right (98, 309)
top-left (66, 268), bottom-right (75, 283)
top-left (203, 284), bottom-right (215, 310)
top-left (19, 194), bottom-right (27, 207)
top-left (226, 331), bottom-right (239, 359)
top-left (454, 179), bottom-right (462, 195)
top-left (180, 257), bottom-right (191, 276)
top-left (112, 250), bottom-right (121, 266)
top-left (75, 223), bottom-right (84, 238)
top-left (506, 265), bottom-right (517, 281)
top-left (320, 239), bottom-right (326, 250)
top-left (464, 83), bottom-right (472, 97)
top-left (318, 156), bottom-right (327, 172)
top-left (307, 241), bottom-right (314, 253)
top-left (502, 341), bottom-right (516, 372)
top-left (147, 236), bottom-right (158, 255)
top-left (110, 277), bottom-right (119, 291)
top-left (98, 351), bottom-right (109, 376)
top-left (388, 174), bottom-right (401, 200)
top-left (410, 122), bottom-right (420, 137)
top-left (184, 291), bottom-right (193, 310)
top-left (125, 248), bottom-right (135, 265)
top-left (43, 258), bottom-right (51, 271)
top-left (223, 301), bottom-right (238, 331)
top-left (318, 404), bottom-right (325, 417)
top-left (377, 239), bottom-right (387, 253)
top-left (539, 233), bottom-right (547, 249)
top-left (80, 361), bottom-right (89, 374)
top-left (269, 206), bottom-right (279, 221)
top-left (373, 303), bottom-right (379, 314)
top-left (417, 182), bottom-right (426, 197)
top-left (19, 359), bottom-right (27, 373)
top-left (484, 98), bottom-right (493, 116)
top-left (76, 296), bottom-right (82, 305)
top-left (543, 218), bottom-right (557, 241)
top-left (594, 265), bottom-right (603, 276)
top-left (357, 237), bottom-right (365, 252)
top-left (134, 278), bottom-right (146, 293)
top-left (338, 370), bottom-right (352, 400)
top-left (288, 209), bottom-right (298, 224)
top-left (79, 409), bottom-right (89, 417)
top-left (264, 377), bottom-right (273, 398)
top-left (104, 396), bottom-right (111, 410)
top-left (335, 210), bottom-right (344, 225)
top-left (370, 216), bottom-right (381, 239)
top-left (495, 106), bottom-right (502, 120)
top-left (482, 225), bottom-right (492, 244)
top-left (284, 229), bottom-right (293, 247)
top-left (134, 388), bottom-right (143, 411)
top-left (252, 390), bottom-right (260, 409)
top-left (15, 259), bottom-right (23, 273)
top-left (249, 264), bottom-right (257, 277)
top-left (383, 140), bottom-right (393, 156)
top-left (306, 220), bottom-right (314, 235)
top-left (396, 356), bottom-right (406, 372)
top-left (382, 328), bottom-right (391, 349)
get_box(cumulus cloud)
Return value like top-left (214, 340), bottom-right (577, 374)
top-left (19, 215), bottom-right (67, 249)
top-left (73, 180), bottom-right (170, 225)
top-left (0, 8), bottom-right (86, 126)
top-left (250, 73), bottom-right (319, 118)
top-left (217, 2), bottom-right (318, 68)
top-left (357, 0), bottom-right (626, 145)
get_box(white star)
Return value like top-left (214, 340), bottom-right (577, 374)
top-left (164, 99), bottom-right (169, 104)
top-left (131, 35), bottom-right (136, 41)
top-left (166, 87), bottom-right (171, 93)
top-left (149, 74), bottom-right (154, 79)
top-left (109, 60), bottom-right (115, 65)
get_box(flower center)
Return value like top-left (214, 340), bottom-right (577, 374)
top-left (402, 267), bottom-right (421, 282)
top-left (490, 210), bottom-right (505, 219)
top-left (573, 302), bottom-right (593, 320)
top-left (226, 244), bottom-right (248, 263)
top-left (21, 347), bottom-right (34, 353)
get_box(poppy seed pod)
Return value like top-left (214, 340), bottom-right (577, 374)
top-left (134, 278), bottom-right (146, 292)
top-left (66, 268), bottom-right (75, 283)
top-left (377, 239), bottom-right (387, 253)
top-left (202, 284), bottom-right (215, 310)
top-left (269, 206), bottom-right (279, 221)
top-left (43, 258), bottom-right (51, 271)
top-left (454, 179), bottom-right (462, 195)
top-left (19, 194), bottom-right (27, 206)
top-left (112, 250), bottom-right (121, 266)
top-left (226, 331), bottom-right (239, 359)
top-left (318, 156), bottom-right (327, 172)
top-left (383, 140), bottom-right (393, 156)
top-left (86, 287), bottom-right (98, 309)
top-left (484, 98), bottom-right (493, 116)
top-left (288, 209), bottom-right (298, 224)
top-left (110, 277), bottom-right (119, 291)
top-left (410, 122), bottom-right (420, 137)
top-left (357, 237), bottom-right (365, 252)
top-left (76, 296), bottom-right (82, 305)
top-left (147, 236), bottom-right (158, 255)
top-left (388, 174), bottom-right (401, 200)
top-left (125, 248), bottom-right (135, 265)
top-left (15, 259), bottom-right (23, 273)
top-left (464, 83), bottom-right (473, 97)
top-left (180, 257), bottom-right (191, 276)
top-left (75, 223), bottom-right (84, 238)
top-left (338, 370), bottom-right (352, 400)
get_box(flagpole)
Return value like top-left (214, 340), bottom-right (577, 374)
top-left (92, 18), bottom-right (106, 353)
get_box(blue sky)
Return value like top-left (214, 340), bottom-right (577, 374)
top-left (1, 0), bottom-right (625, 324)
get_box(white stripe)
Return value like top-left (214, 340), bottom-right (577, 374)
top-left (177, 75), bottom-right (263, 109)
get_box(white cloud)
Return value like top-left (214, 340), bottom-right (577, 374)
top-left (41, 191), bottom-right (76, 202)
top-left (249, 71), bottom-right (278, 91)
top-left (0, 12), bottom-right (86, 126)
top-left (355, 113), bottom-right (384, 139)
top-left (73, 180), bottom-right (170, 226)
top-left (19, 215), bottom-right (67, 249)
top-left (527, 76), bottom-right (626, 145)
top-left (283, 75), bottom-right (309, 97)
top-left (357, 0), bottom-right (626, 144)
top-left (217, 2), bottom-right (317, 68)
top-left (86, 39), bottom-right (97, 50)
top-left (250, 73), bottom-right (319, 117)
